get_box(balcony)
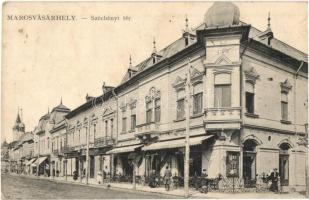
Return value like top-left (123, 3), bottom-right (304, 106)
top-left (94, 137), bottom-right (114, 148)
top-left (135, 122), bottom-right (160, 138)
top-left (63, 146), bottom-right (75, 153)
top-left (204, 107), bottom-right (241, 130)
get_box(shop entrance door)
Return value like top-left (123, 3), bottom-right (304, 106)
top-left (90, 156), bottom-right (95, 178)
top-left (279, 143), bottom-right (290, 186)
top-left (243, 152), bottom-right (256, 187)
top-left (189, 151), bottom-right (202, 176)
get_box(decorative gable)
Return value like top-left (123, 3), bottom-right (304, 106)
top-left (214, 53), bottom-right (232, 65)
top-left (280, 79), bottom-right (292, 93)
top-left (191, 67), bottom-right (203, 85)
top-left (103, 106), bottom-right (115, 117)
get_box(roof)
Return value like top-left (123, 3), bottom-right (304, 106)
top-left (120, 21), bottom-right (307, 85)
top-left (51, 103), bottom-right (70, 113)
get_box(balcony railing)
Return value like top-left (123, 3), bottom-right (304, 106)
top-left (204, 107), bottom-right (242, 129)
top-left (63, 146), bottom-right (75, 153)
top-left (135, 122), bottom-right (160, 136)
top-left (94, 136), bottom-right (114, 148)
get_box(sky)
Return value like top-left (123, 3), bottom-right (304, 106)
top-left (2, 1), bottom-right (308, 142)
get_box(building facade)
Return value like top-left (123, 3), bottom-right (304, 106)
top-left (104, 2), bottom-right (307, 191)
top-left (64, 85), bottom-right (117, 180)
top-left (33, 101), bottom-right (70, 176)
top-left (8, 2), bottom-right (308, 192)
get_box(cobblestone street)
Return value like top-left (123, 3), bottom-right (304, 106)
top-left (1, 174), bottom-right (179, 199)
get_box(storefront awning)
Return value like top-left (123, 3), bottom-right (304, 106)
top-left (31, 156), bottom-right (48, 166)
top-left (142, 135), bottom-right (214, 151)
top-left (25, 158), bottom-right (37, 166)
top-left (106, 144), bottom-right (143, 154)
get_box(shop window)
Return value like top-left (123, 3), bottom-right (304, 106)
top-left (177, 89), bottom-right (185, 120)
top-left (154, 98), bottom-right (161, 122)
top-left (226, 151), bottom-right (240, 177)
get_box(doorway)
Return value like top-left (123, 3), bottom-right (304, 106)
top-left (279, 143), bottom-right (290, 186)
top-left (243, 139), bottom-right (258, 188)
top-left (90, 156), bottom-right (95, 178)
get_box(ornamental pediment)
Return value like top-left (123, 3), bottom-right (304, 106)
top-left (280, 79), bottom-right (292, 93)
top-left (103, 106), bottom-right (115, 117)
top-left (214, 54), bottom-right (233, 65)
top-left (244, 67), bottom-right (259, 84)
top-left (145, 87), bottom-right (161, 102)
top-left (191, 67), bottom-right (203, 84)
top-left (172, 76), bottom-right (186, 90)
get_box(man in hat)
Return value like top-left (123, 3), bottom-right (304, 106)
top-left (268, 168), bottom-right (279, 192)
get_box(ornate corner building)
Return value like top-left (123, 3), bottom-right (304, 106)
top-left (13, 2), bottom-right (307, 192)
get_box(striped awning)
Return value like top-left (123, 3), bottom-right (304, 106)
top-left (142, 135), bottom-right (214, 151)
top-left (25, 158), bottom-right (37, 166)
top-left (106, 144), bottom-right (143, 154)
top-left (31, 156), bottom-right (47, 166)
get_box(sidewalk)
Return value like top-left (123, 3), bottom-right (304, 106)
top-left (9, 173), bottom-right (306, 199)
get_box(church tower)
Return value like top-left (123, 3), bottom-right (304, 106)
top-left (12, 108), bottom-right (25, 141)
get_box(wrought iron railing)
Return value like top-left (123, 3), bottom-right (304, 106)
top-left (63, 146), bottom-right (75, 153)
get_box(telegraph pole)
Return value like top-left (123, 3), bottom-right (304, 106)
top-left (85, 119), bottom-right (90, 185)
top-left (37, 140), bottom-right (40, 176)
top-left (184, 59), bottom-right (192, 198)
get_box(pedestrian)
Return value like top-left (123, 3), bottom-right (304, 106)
top-left (268, 168), bottom-right (279, 192)
top-left (149, 170), bottom-right (157, 188)
top-left (200, 169), bottom-right (208, 193)
top-left (96, 171), bottom-right (103, 184)
top-left (163, 166), bottom-right (172, 191)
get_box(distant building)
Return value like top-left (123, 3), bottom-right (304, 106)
top-left (33, 100), bottom-right (70, 176)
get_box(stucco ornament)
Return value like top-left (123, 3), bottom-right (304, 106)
top-left (204, 2), bottom-right (240, 27)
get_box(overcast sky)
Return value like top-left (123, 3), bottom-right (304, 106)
top-left (2, 1), bottom-right (307, 142)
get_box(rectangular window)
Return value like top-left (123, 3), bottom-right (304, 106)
top-left (146, 101), bottom-right (153, 123)
top-left (226, 151), bottom-right (240, 177)
top-left (246, 92), bottom-right (254, 114)
top-left (214, 85), bottom-right (231, 107)
top-left (131, 114), bottom-right (136, 131)
top-left (177, 99), bottom-right (185, 120)
top-left (93, 124), bottom-right (96, 141)
top-left (281, 92), bottom-right (288, 121)
top-left (110, 118), bottom-right (114, 136)
top-left (105, 120), bottom-right (108, 136)
top-left (122, 117), bottom-right (127, 133)
top-left (154, 99), bottom-right (161, 122)
top-left (193, 92), bottom-right (203, 114)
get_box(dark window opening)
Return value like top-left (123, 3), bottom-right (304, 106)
top-left (246, 92), bottom-right (254, 114)
top-left (193, 92), bottom-right (203, 114)
top-left (131, 114), bottom-right (136, 131)
top-left (177, 98), bottom-right (185, 120)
